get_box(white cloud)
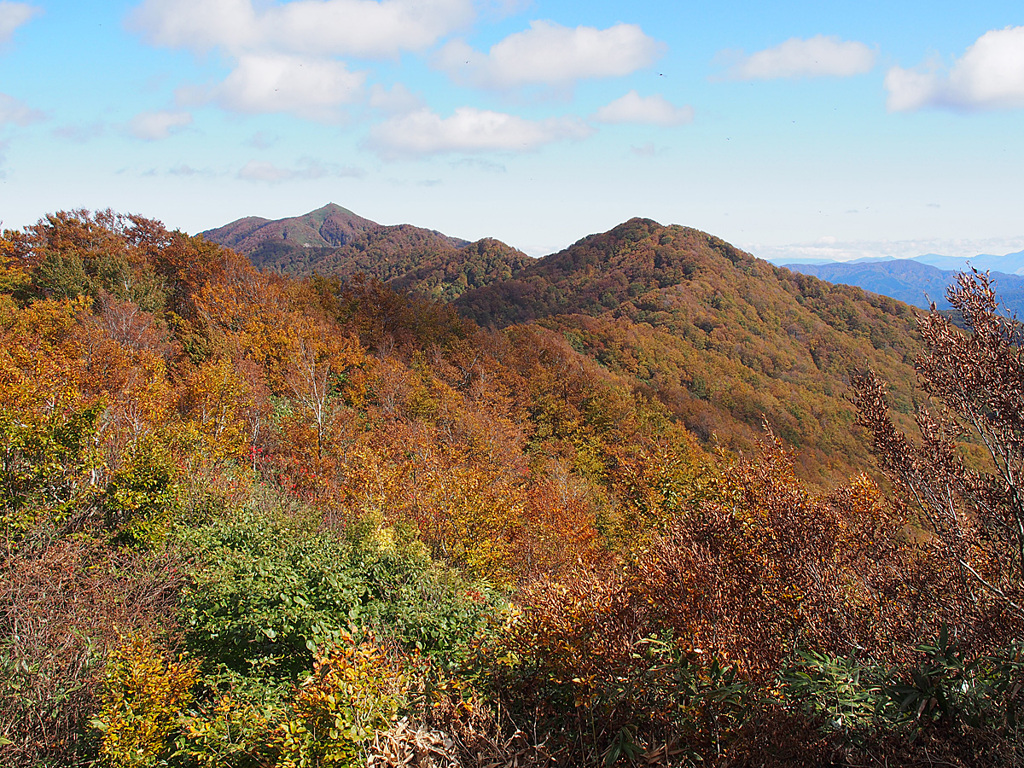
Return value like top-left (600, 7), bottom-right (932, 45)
top-left (247, 131), bottom-right (277, 149)
top-left (0, 1), bottom-right (40, 44)
top-left (886, 26), bottom-right (1024, 112)
top-left (261, 0), bottom-right (473, 58)
top-left (435, 20), bottom-right (663, 89)
top-left (450, 157), bottom-right (507, 173)
top-left (213, 53), bottom-right (364, 119)
top-left (130, 0), bottom-right (467, 118)
top-left (129, 0), bottom-right (472, 58)
top-left (128, 110), bottom-right (193, 140)
top-left (128, 0), bottom-right (257, 53)
top-left (368, 106), bottom-right (592, 158)
top-left (168, 163), bottom-right (210, 176)
top-left (53, 122), bottom-right (106, 142)
top-left (479, 0), bottom-right (532, 18)
top-left (725, 35), bottom-right (876, 79)
top-left (0, 92), bottom-right (44, 125)
top-left (753, 235), bottom-right (1024, 264)
top-left (368, 82), bottom-right (422, 114)
top-left (884, 65), bottom-right (942, 112)
top-left (593, 90), bottom-right (693, 126)
top-left (237, 157), bottom-right (364, 182)
top-left (630, 142), bottom-right (668, 157)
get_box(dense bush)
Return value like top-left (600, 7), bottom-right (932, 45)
top-left (179, 505), bottom-right (499, 679)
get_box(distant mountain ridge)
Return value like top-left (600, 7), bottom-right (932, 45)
top-left (913, 251), bottom-right (1024, 275)
top-left (201, 203), bottom-right (530, 302)
top-left (767, 250), bottom-right (1024, 274)
top-left (199, 208), bottom-right (953, 482)
top-left (782, 259), bottom-right (1024, 314)
top-left (202, 203), bottom-right (384, 251)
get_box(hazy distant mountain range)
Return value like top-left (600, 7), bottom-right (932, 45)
top-left (780, 257), bottom-right (1024, 314)
top-left (773, 251), bottom-right (1024, 274)
top-left (913, 251), bottom-right (1024, 275)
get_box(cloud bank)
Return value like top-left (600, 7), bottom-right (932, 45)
top-left (594, 91), bottom-right (693, 126)
top-left (435, 20), bottom-right (663, 89)
top-left (368, 106), bottom-right (592, 157)
top-left (237, 157), bottom-right (365, 182)
top-left (212, 53), bottom-right (364, 117)
top-left (886, 25), bottom-right (1024, 111)
top-left (129, 0), bottom-right (473, 120)
top-left (127, 2), bottom-right (662, 156)
top-left (129, 110), bottom-right (193, 140)
top-left (0, 1), bottom-right (40, 44)
top-left (129, 0), bottom-right (473, 58)
top-left (0, 92), bottom-right (43, 125)
top-left (725, 35), bottom-right (876, 79)
top-left (754, 235), bottom-right (1024, 264)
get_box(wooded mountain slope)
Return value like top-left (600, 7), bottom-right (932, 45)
top-left (202, 202), bottom-right (382, 251)
top-left (457, 218), bottom-right (925, 483)
top-left (202, 203), bottom-right (532, 302)
top-left (3, 210), bottom-right (1021, 768)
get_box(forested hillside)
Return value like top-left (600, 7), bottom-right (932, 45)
top-left (2, 211), bottom-right (1021, 767)
top-left (459, 218), bottom-right (926, 483)
top-left (201, 203), bottom-right (384, 252)
top-left (203, 204), bottom-right (533, 303)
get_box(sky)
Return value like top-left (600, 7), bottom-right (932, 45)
top-left (2, 1), bottom-right (1024, 260)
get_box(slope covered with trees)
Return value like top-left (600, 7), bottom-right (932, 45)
top-left (201, 203), bottom-right (383, 252)
top-left (202, 204), bottom-right (532, 303)
top-left (458, 218), bottom-right (925, 483)
top-left (2, 211), bottom-right (1021, 768)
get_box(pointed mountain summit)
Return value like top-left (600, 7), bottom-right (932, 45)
top-left (202, 203), bottom-right (380, 252)
top-left (201, 204), bottom-right (533, 302)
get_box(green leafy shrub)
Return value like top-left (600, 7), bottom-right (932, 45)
top-left (775, 632), bottom-right (1024, 762)
top-left (887, 629), bottom-right (1024, 732)
top-left (0, 399), bottom-right (102, 541)
top-left (779, 649), bottom-right (890, 733)
top-left (180, 506), bottom-right (498, 680)
top-left (172, 671), bottom-right (289, 768)
top-left (104, 438), bottom-right (177, 547)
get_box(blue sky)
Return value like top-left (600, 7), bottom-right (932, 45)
top-left (2, 1), bottom-right (1024, 260)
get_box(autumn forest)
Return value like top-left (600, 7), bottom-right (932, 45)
top-left (2, 207), bottom-right (1022, 767)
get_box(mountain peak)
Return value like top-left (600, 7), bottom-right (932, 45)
top-left (308, 202), bottom-right (362, 224)
top-left (202, 203), bottom-right (379, 252)
top-left (201, 206), bottom-right (532, 302)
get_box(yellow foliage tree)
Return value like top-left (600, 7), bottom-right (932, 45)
top-left (92, 634), bottom-right (196, 767)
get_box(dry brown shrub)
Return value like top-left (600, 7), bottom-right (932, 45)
top-left (855, 271), bottom-right (1024, 647)
top-left (416, 691), bottom-right (556, 768)
top-left (627, 439), bottom-right (923, 673)
top-left (0, 538), bottom-right (183, 765)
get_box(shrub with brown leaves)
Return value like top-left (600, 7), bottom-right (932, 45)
top-left (855, 270), bottom-right (1024, 640)
top-left (0, 539), bottom-right (183, 765)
